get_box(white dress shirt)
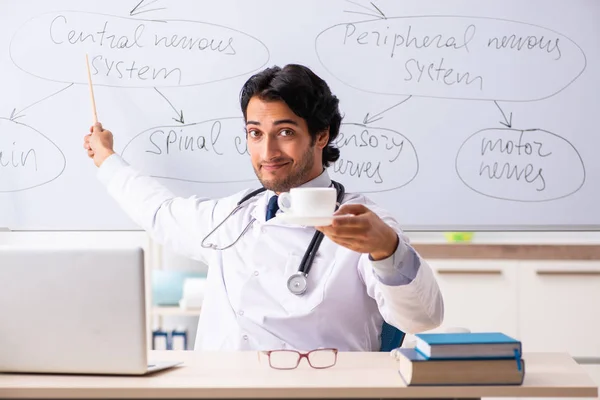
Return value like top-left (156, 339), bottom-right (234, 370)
top-left (98, 154), bottom-right (444, 351)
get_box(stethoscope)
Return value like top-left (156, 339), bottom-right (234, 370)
top-left (200, 181), bottom-right (345, 295)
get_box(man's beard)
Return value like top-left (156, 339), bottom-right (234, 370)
top-left (255, 148), bottom-right (315, 193)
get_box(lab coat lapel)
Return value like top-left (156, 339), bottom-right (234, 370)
top-left (250, 190), bottom-right (270, 223)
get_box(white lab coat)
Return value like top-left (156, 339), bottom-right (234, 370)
top-left (98, 154), bottom-right (444, 351)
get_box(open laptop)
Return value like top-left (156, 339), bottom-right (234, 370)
top-left (0, 246), bottom-right (181, 375)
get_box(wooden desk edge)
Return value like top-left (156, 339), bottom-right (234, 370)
top-left (412, 244), bottom-right (600, 260)
top-left (1, 385), bottom-right (597, 399)
top-left (1, 351), bottom-right (598, 400)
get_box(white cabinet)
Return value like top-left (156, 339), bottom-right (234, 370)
top-left (428, 259), bottom-right (600, 400)
top-left (428, 260), bottom-right (519, 338)
top-left (517, 261), bottom-right (600, 357)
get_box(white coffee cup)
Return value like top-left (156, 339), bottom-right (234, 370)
top-left (277, 187), bottom-right (337, 217)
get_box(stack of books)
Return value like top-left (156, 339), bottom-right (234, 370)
top-left (394, 332), bottom-right (525, 386)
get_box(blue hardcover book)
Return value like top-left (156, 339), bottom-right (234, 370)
top-left (395, 348), bottom-right (525, 386)
top-left (414, 332), bottom-right (522, 359)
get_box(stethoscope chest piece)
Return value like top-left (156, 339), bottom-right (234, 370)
top-left (287, 272), bottom-right (308, 295)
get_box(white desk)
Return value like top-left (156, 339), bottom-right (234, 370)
top-left (0, 351), bottom-right (597, 399)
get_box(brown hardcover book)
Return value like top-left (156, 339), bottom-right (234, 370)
top-left (395, 348), bottom-right (525, 386)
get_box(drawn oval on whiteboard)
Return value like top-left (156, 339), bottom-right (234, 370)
top-left (121, 117), bottom-right (257, 183)
top-left (330, 123), bottom-right (419, 193)
top-left (0, 118), bottom-right (66, 192)
top-left (10, 11), bottom-right (270, 88)
top-left (316, 16), bottom-right (586, 101)
top-left (455, 128), bottom-right (585, 202)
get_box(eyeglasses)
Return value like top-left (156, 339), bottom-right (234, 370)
top-left (258, 348), bottom-right (338, 370)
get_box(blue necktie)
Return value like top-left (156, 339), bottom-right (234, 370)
top-left (266, 195), bottom-right (279, 221)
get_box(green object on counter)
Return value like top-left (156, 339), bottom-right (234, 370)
top-left (444, 232), bottom-right (474, 242)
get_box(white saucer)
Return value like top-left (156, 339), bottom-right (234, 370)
top-left (276, 213), bottom-right (334, 226)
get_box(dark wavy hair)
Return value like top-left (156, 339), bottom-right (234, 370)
top-left (240, 64), bottom-right (342, 167)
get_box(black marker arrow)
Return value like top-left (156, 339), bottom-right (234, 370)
top-left (363, 95), bottom-right (412, 125)
top-left (10, 83), bottom-right (74, 121)
top-left (494, 101), bottom-right (513, 128)
top-left (154, 88), bottom-right (185, 124)
top-left (344, 0), bottom-right (386, 20)
top-left (130, 0), bottom-right (166, 16)
top-left (369, 2), bottom-right (386, 19)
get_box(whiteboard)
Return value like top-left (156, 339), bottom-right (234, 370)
top-left (0, 0), bottom-right (598, 230)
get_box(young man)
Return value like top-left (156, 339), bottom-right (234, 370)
top-left (84, 64), bottom-right (444, 351)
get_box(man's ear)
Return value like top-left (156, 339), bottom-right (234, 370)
top-left (316, 128), bottom-right (330, 149)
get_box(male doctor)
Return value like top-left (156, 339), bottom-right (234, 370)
top-left (84, 64), bottom-right (444, 351)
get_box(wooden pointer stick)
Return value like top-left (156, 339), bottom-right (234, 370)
top-left (85, 54), bottom-right (98, 124)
